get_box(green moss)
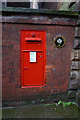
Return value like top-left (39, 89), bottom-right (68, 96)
top-left (2, 103), bottom-right (79, 118)
top-left (0, 7), bottom-right (79, 17)
top-left (58, 100), bottom-right (76, 107)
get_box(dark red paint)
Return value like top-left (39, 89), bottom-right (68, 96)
top-left (20, 30), bottom-right (46, 87)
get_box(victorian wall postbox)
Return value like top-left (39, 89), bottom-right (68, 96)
top-left (20, 30), bottom-right (46, 87)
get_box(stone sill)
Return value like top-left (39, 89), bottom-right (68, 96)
top-left (0, 7), bottom-right (79, 17)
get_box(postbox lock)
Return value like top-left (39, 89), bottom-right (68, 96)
top-left (39, 55), bottom-right (41, 58)
top-left (24, 67), bottom-right (28, 71)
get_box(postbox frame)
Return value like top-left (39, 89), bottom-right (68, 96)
top-left (20, 30), bottom-right (46, 88)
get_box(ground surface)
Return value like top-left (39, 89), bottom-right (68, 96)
top-left (2, 103), bottom-right (79, 119)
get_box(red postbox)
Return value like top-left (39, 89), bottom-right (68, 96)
top-left (20, 30), bottom-right (46, 87)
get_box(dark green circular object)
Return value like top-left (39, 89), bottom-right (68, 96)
top-left (54, 36), bottom-right (65, 48)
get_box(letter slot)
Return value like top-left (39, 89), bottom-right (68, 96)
top-left (25, 38), bottom-right (41, 43)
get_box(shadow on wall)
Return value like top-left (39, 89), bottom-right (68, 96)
top-left (7, 2), bottom-right (58, 10)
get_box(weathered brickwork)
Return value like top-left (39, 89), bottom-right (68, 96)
top-left (71, 61), bottom-right (80, 70)
top-left (68, 16), bottom-right (80, 99)
top-left (71, 50), bottom-right (80, 60)
top-left (73, 39), bottom-right (80, 49)
top-left (75, 27), bottom-right (80, 37)
top-left (2, 23), bottom-right (74, 101)
top-left (1, 8), bottom-right (78, 106)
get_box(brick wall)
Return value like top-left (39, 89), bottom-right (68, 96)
top-left (1, 8), bottom-right (78, 106)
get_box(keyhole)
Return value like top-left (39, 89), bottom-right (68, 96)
top-left (39, 56), bottom-right (41, 58)
top-left (24, 67), bottom-right (28, 71)
top-left (25, 68), bottom-right (26, 70)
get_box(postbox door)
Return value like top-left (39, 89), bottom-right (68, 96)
top-left (20, 30), bottom-right (45, 87)
top-left (23, 51), bottom-right (44, 86)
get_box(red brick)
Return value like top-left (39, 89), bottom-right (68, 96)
top-left (2, 16), bottom-right (75, 103)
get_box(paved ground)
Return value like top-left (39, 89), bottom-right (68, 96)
top-left (2, 103), bottom-right (79, 119)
